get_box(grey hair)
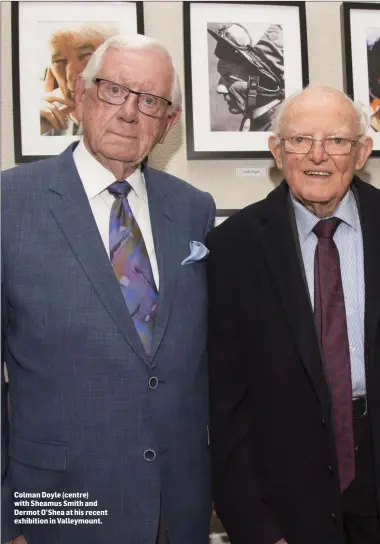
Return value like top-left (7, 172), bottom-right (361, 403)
top-left (48, 23), bottom-right (117, 45)
top-left (45, 24), bottom-right (117, 69)
top-left (81, 34), bottom-right (182, 115)
top-left (271, 85), bottom-right (370, 145)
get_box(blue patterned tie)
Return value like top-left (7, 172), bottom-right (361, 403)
top-left (108, 181), bottom-right (158, 354)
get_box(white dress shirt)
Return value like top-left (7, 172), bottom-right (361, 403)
top-left (291, 190), bottom-right (366, 397)
top-left (73, 141), bottom-right (159, 289)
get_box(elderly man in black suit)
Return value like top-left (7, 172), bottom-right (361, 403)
top-left (207, 85), bottom-right (379, 544)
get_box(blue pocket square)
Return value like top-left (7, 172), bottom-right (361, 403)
top-left (181, 241), bottom-right (209, 265)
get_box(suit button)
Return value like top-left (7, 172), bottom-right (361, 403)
top-left (143, 449), bottom-right (156, 461)
top-left (327, 465), bottom-right (334, 475)
top-left (330, 512), bottom-right (337, 523)
top-left (321, 418), bottom-right (326, 427)
top-left (149, 377), bottom-right (158, 389)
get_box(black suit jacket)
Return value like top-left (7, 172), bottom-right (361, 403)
top-left (207, 177), bottom-right (380, 544)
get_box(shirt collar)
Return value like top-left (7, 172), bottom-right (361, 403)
top-left (73, 140), bottom-right (146, 201)
top-left (290, 188), bottom-right (360, 241)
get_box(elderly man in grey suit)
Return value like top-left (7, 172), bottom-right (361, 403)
top-left (2, 34), bottom-right (215, 544)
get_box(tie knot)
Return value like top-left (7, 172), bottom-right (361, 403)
top-left (108, 180), bottom-right (131, 198)
top-left (313, 217), bottom-right (342, 239)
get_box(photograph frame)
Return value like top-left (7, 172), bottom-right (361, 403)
top-left (342, 2), bottom-right (380, 157)
top-left (183, 1), bottom-right (309, 160)
top-left (12, 1), bottom-right (144, 164)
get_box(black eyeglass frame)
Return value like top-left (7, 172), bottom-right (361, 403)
top-left (280, 135), bottom-right (362, 155)
top-left (93, 77), bottom-right (172, 119)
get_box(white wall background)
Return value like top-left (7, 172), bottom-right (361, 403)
top-left (1, 0), bottom-right (379, 211)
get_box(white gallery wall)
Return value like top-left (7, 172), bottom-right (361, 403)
top-left (1, 0), bottom-right (379, 211)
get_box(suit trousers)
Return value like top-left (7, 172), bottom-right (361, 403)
top-left (341, 398), bottom-right (380, 543)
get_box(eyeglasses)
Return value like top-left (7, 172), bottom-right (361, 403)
top-left (93, 78), bottom-right (172, 119)
top-left (280, 135), bottom-right (361, 155)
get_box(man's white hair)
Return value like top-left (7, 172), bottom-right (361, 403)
top-left (81, 34), bottom-right (182, 115)
top-left (48, 23), bottom-right (117, 44)
top-left (44, 24), bottom-right (116, 70)
top-left (271, 84), bottom-right (369, 144)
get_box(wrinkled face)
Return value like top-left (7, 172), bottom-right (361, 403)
top-left (49, 31), bottom-right (105, 101)
top-left (269, 91), bottom-right (373, 212)
top-left (75, 47), bottom-right (180, 169)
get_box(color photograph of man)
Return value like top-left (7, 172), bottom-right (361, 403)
top-left (39, 23), bottom-right (117, 135)
top-left (367, 28), bottom-right (380, 133)
top-left (207, 22), bottom-right (284, 132)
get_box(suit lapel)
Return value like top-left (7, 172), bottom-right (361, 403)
top-left (144, 167), bottom-right (183, 364)
top-left (257, 182), bottom-right (331, 418)
top-left (355, 178), bottom-right (380, 357)
top-left (49, 146), bottom-right (149, 365)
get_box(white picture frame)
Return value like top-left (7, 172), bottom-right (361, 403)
top-left (343, 2), bottom-right (380, 156)
top-left (183, 1), bottom-right (309, 159)
top-left (12, 1), bottom-right (144, 163)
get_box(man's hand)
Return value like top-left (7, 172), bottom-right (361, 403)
top-left (40, 92), bottom-right (75, 134)
top-left (8, 537), bottom-right (27, 544)
top-left (40, 67), bottom-right (76, 134)
top-left (275, 539), bottom-right (288, 544)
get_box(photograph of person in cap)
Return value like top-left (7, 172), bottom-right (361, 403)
top-left (207, 22), bottom-right (284, 132)
top-left (367, 29), bottom-right (380, 132)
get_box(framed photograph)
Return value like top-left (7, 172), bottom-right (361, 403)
top-left (12, 1), bottom-right (144, 163)
top-left (342, 2), bottom-right (380, 156)
top-left (183, 1), bottom-right (309, 160)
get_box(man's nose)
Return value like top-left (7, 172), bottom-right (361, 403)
top-left (66, 59), bottom-right (82, 85)
top-left (217, 83), bottom-right (228, 95)
top-left (117, 93), bottom-right (139, 123)
top-left (307, 139), bottom-right (329, 163)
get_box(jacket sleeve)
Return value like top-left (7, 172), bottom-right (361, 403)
top-left (202, 192), bottom-right (216, 238)
top-left (207, 227), bottom-right (283, 544)
top-left (2, 242), bottom-right (22, 543)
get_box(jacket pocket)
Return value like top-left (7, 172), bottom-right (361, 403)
top-left (9, 434), bottom-right (67, 472)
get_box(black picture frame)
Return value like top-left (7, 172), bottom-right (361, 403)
top-left (342, 2), bottom-right (380, 157)
top-left (183, 1), bottom-right (309, 160)
top-left (12, 1), bottom-right (144, 163)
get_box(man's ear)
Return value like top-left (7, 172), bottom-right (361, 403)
top-left (268, 135), bottom-right (283, 169)
top-left (355, 136), bottom-right (373, 170)
top-left (74, 74), bottom-right (86, 122)
top-left (159, 106), bottom-right (182, 144)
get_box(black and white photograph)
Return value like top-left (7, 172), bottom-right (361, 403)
top-left (343, 2), bottom-right (380, 156)
top-left (208, 22), bottom-right (284, 133)
top-left (12, 1), bottom-right (144, 163)
top-left (184, 1), bottom-right (308, 159)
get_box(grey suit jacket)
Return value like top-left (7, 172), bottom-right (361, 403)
top-left (1, 144), bottom-right (216, 544)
